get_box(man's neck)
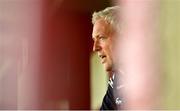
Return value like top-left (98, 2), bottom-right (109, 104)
top-left (107, 70), bottom-right (114, 78)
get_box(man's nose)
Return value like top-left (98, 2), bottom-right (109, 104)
top-left (93, 41), bottom-right (101, 52)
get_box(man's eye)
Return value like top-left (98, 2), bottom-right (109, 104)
top-left (99, 36), bottom-right (106, 40)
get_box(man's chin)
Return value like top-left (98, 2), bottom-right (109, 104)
top-left (104, 64), bottom-right (112, 73)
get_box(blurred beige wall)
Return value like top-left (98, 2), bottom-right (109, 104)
top-left (90, 53), bottom-right (108, 109)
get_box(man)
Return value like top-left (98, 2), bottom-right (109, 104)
top-left (92, 6), bottom-right (123, 110)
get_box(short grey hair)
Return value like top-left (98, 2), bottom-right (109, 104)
top-left (92, 6), bottom-right (121, 31)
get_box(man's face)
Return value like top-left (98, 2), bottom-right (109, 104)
top-left (92, 19), bottom-right (115, 72)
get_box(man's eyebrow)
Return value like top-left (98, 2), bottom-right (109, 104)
top-left (92, 33), bottom-right (106, 40)
top-left (93, 34), bottom-right (101, 38)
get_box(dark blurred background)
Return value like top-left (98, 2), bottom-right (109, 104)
top-left (39, 0), bottom-right (111, 109)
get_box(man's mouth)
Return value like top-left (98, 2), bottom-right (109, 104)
top-left (99, 55), bottom-right (106, 64)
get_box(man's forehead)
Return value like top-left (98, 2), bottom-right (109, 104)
top-left (92, 19), bottom-right (110, 37)
top-left (94, 19), bottom-right (109, 30)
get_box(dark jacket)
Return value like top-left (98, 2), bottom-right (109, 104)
top-left (100, 74), bottom-right (123, 110)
